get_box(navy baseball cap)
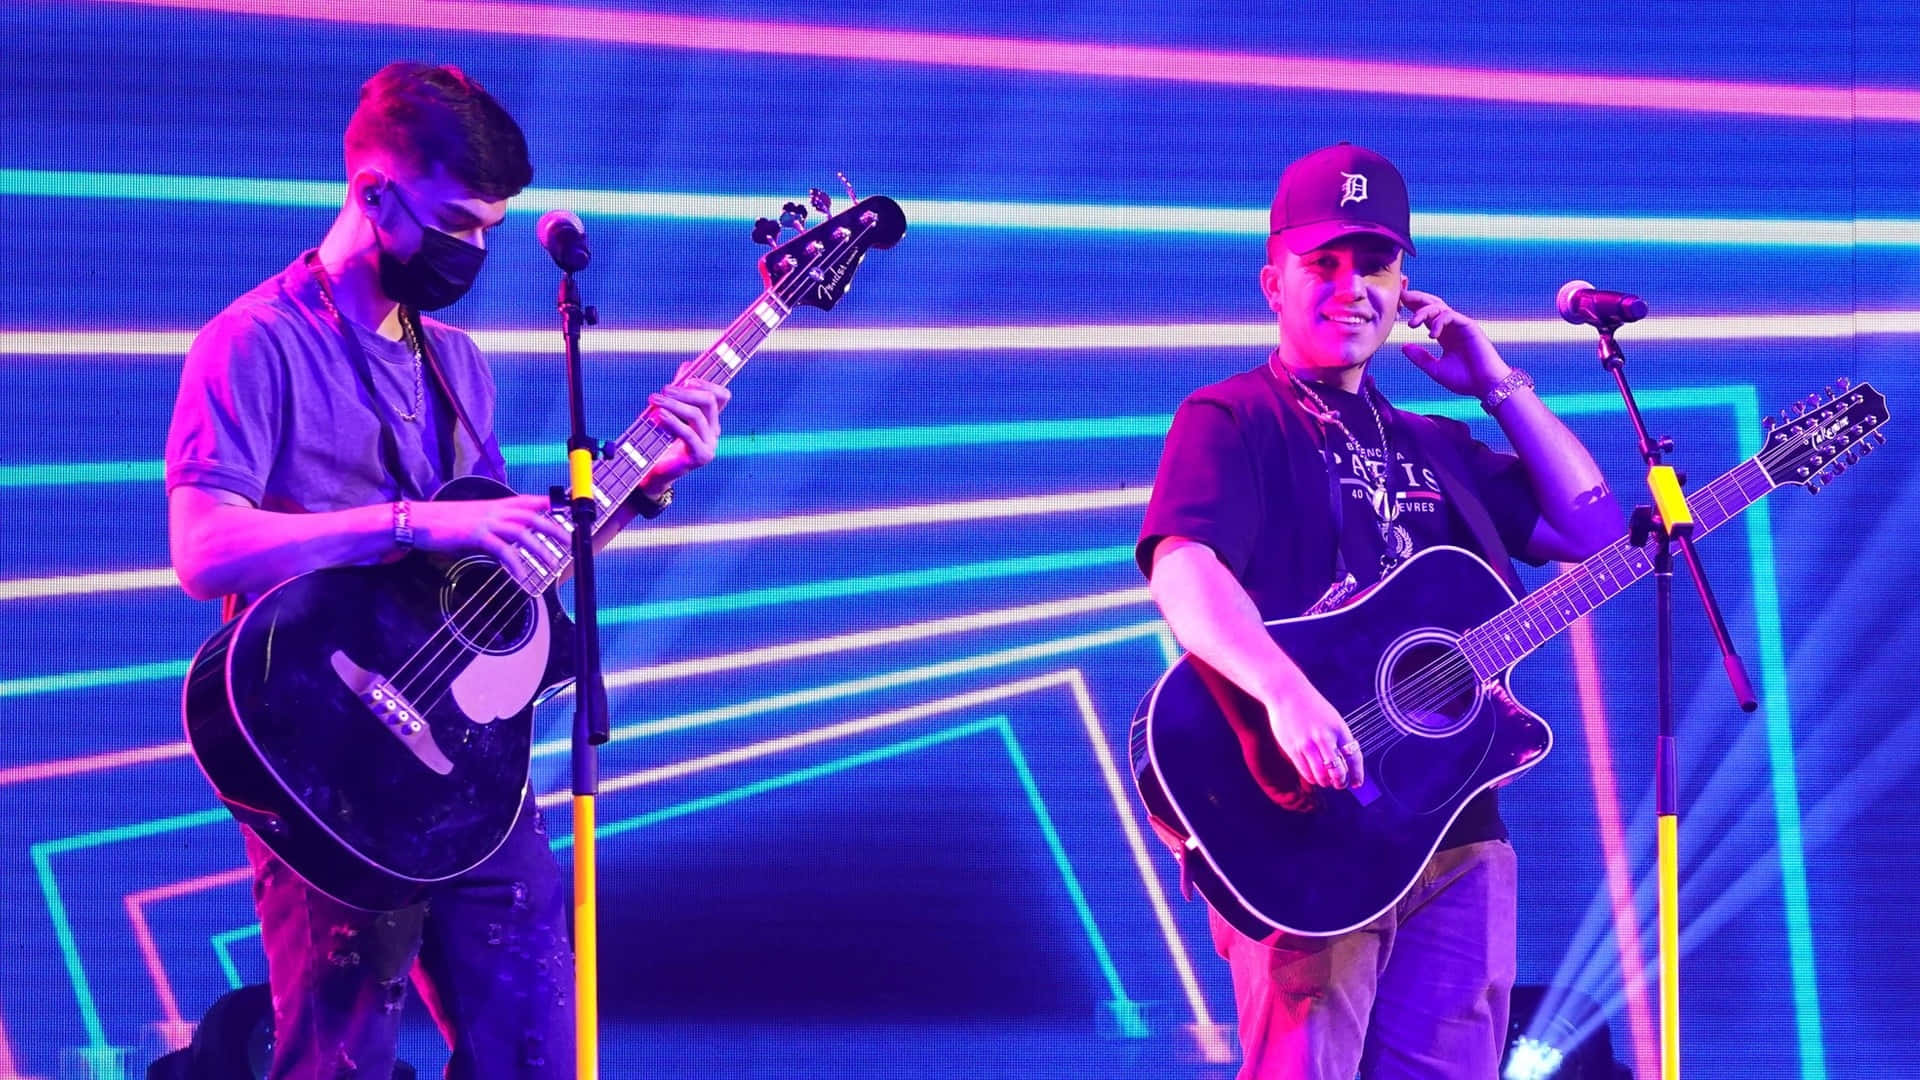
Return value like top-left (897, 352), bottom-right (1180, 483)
top-left (1270, 143), bottom-right (1415, 257)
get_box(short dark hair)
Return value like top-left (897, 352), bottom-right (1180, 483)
top-left (344, 62), bottom-right (532, 200)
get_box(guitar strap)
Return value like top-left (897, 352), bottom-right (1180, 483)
top-left (221, 258), bottom-right (498, 624)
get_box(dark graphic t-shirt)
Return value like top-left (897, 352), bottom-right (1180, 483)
top-left (1138, 364), bottom-right (1547, 850)
top-left (1316, 382), bottom-right (1464, 587)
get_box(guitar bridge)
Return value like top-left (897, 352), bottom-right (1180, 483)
top-left (329, 651), bottom-right (455, 776)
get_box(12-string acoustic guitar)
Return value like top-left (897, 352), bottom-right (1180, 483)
top-left (1131, 380), bottom-right (1888, 939)
top-left (184, 193), bottom-right (906, 910)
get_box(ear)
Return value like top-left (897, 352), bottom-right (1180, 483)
top-left (1258, 262), bottom-right (1284, 313)
top-left (349, 169), bottom-right (389, 218)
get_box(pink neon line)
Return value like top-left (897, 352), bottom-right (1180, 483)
top-left (124, 867), bottom-right (253, 1029)
top-left (0, 1009), bottom-right (18, 1079)
top-left (99, 0), bottom-right (1920, 122)
top-left (1565, 596), bottom-right (1659, 1080)
top-left (0, 740), bottom-right (190, 788)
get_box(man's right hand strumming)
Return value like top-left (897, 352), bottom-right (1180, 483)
top-left (1262, 683), bottom-right (1364, 791)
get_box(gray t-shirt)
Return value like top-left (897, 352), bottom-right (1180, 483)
top-left (165, 253), bottom-right (508, 512)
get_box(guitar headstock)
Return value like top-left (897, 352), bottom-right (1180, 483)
top-left (754, 188), bottom-right (906, 311)
top-left (1755, 378), bottom-right (1889, 493)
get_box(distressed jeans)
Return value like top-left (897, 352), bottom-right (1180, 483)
top-left (243, 790), bottom-right (575, 1079)
top-left (1210, 838), bottom-right (1518, 1080)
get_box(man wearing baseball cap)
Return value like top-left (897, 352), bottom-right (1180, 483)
top-left (1136, 144), bottom-right (1620, 1077)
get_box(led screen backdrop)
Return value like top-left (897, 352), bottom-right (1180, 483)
top-left (2, 1), bottom-right (1917, 1077)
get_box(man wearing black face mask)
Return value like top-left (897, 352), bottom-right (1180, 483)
top-left (164, 62), bottom-right (729, 1078)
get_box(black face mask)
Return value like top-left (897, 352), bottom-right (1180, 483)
top-left (374, 186), bottom-right (487, 311)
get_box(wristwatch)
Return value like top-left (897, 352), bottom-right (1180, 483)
top-left (1480, 368), bottom-right (1535, 414)
top-left (392, 499), bottom-right (415, 551)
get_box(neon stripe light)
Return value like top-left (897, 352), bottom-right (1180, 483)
top-left (1729, 388), bottom-right (1827, 1080)
top-left (85, 2), bottom-right (1920, 121)
top-left (31, 809), bottom-right (229, 1048)
top-left (599, 545), bottom-right (1133, 625)
top-left (9, 168), bottom-right (1916, 246)
top-left (5, 312), bottom-right (1916, 361)
top-left (1562, 591), bottom-right (1659, 1080)
top-left (0, 416), bottom-right (1173, 491)
top-left (124, 867), bottom-right (252, 1029)
top-left (0, 659), bottom-right (189, 699)
top-left (1057, 663), bottom-right (1227, 1057)
top-left (607, 489), bottom-right (1149, 551)
top-left (609, 590), bottom-right (1152, 689)
top-left (210, 925), bottom-right (260, 991)
top-left (0, 740), bottom-right (193, 787)
top-left (0, 567), bottom-right (178, 600)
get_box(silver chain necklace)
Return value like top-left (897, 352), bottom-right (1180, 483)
top-left (307, 254), bottom-right (426, 423)
top-left (1272, 357), bottom-right (1410, 572)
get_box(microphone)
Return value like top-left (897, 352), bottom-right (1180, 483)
top-left (537, 209), bottom-right (590, 272)
top-left (1557, 280), bottom-right (1647, 327)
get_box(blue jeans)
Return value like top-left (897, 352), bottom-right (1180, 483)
top-left (1210, 839), bottom-right (1518, 1080)
top-left (243, 791), bottom-right (574, 1079)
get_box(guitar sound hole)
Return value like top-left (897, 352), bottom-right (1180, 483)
top-left (440, 558), bottom-right (537, 656)
top-left (1380, 634), bottom-right (1480, 738)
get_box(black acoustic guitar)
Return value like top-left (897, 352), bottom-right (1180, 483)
top-left (184, 195), bottom-right (906, 910)
top-left (1132, 381), bottom-right (1887, 939)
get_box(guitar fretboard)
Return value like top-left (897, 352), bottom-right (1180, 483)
top-left (1459, 458), bottom-right (1775, 679)
top-left (507, 291), bottom-right (793, 595)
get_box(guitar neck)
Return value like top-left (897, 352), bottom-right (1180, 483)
top-left (1461, 457), bottom-right (1776, 679)
top-left (583, 290), bottom-right (792, 546)
top-left (510, 290), bottom-right (794, 595)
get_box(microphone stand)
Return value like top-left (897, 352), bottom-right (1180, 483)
top-left (556, 267), bottom-right (609, 1080)
top-left (1593, 323), bottom-right (1757, 1080)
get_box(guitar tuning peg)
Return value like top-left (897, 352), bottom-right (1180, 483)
top-left (1823, 385), bottom-right (1836, 401)
top-left (751, 217), bottom-right (781, 246)
top-left (1760, 414), bottom-right (1776, 432)
top-left (809, 187), bottom-right (832, 215)
top-left (1792, 401), bottom-right (1807, 416)
top-left (780, 201), bottom-right (809, 231)
top-left (1806, 392), bottom-right (1821, 408)
top-left (1845, 449), bottom-right (1860, 465)
top-left (1836, 375), bottom-right (1852, 391)
top-left (838, 170), bottom-right (859, 203)
top-left (1873, 432), bottom-right (1887, 447)
top-left (1807, 478), bottom-right (1823, 494)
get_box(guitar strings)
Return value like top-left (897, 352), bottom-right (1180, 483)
top-left (397, 227), bottom-right (865, 710)
top-left (1329, 425), bottom-right (1827, 760)
top-left (379, 222), bottom-right (878, 718)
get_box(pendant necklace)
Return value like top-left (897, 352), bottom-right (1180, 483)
top-left (1273, 357), bottom-right (1412, 573)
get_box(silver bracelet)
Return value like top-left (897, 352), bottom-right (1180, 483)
top-left (1480, 368), bottom-right (1535, 414)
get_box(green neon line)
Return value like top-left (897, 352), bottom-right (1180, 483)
top-left (1726, 386), bottom-right (1826, 1080)
top-left (32, 809), bottom-right (232, 1047)
top-left (0, 459), bottom-right (162, 488)
top-left (30, 845), bottom-right (107, 1048)
top-left (0, 417), bottom-right (1175, 490)
top-left (0, 390), bottom-right (1760, 492)
top-left (601, 545), bottom-right (1134, 625)
top-left (0, 659), bottom-right (190, 699)
top-left (0, 169), bottom-right (346, 207)
top-left (209, 925), bottom-right (261, 992)
top-left (991, 720), bottom-right (1144, 1035)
